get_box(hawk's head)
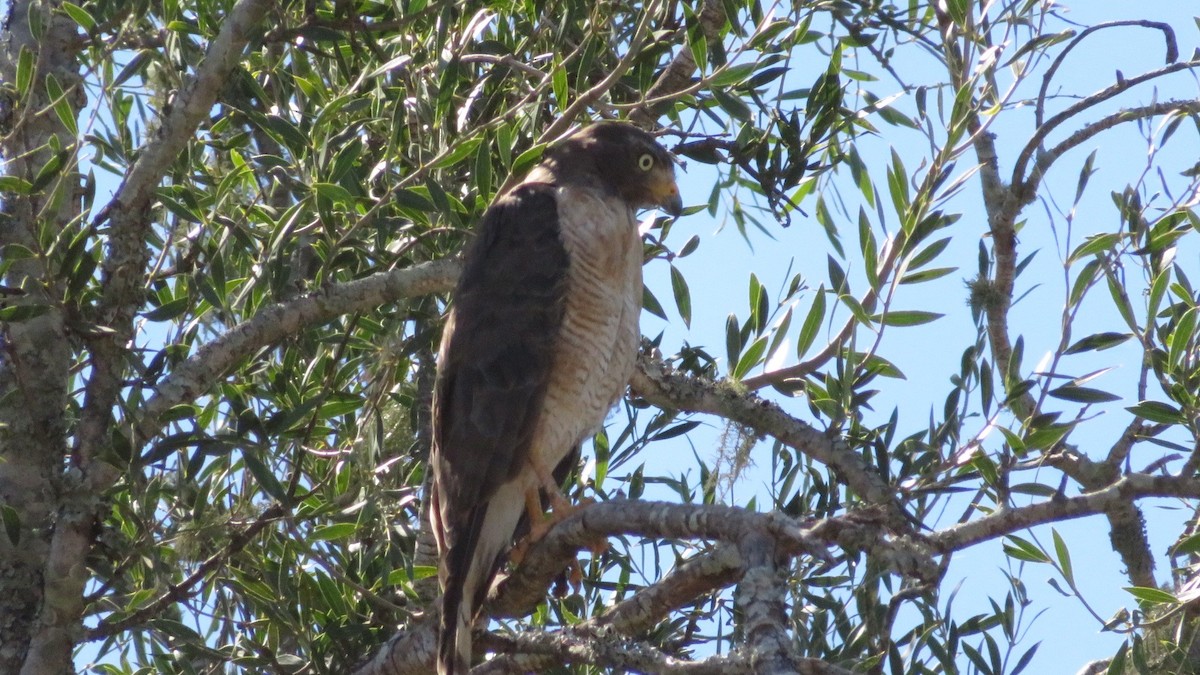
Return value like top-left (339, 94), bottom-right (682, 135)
top-left (543, 121), bottom-right (683, 216)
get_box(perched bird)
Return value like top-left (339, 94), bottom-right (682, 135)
top-left (429, 121), bottom-right (683, 675)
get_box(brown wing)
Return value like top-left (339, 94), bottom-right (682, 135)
top-left (430, 182), bottom-right (568, 674)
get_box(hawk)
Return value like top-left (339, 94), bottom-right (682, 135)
top-left (429, 121), bottom-right (683, 675)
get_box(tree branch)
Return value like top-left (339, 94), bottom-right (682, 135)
top-left (1034, 20), bottom-right (1179, 131)
top-left (84, 502), bottom-right (287, 641)
top-left (356, 501), bottom-right (930, 673)
top-left (930, 474), bottom-right (1200, 553)
top-left (1012, 59), bottom-right (1200, 196)
top-left (477, 629), bottom-right (855, 674)
top-left (628, 0), bottom-right (727, 127)
top-left (631, 353), bottom-right (902, 518)
top-left (137, 259), bottom-right (459, 445)
top-left (740, 237), bottom-right (902, 391)
top-left (1031, 100), bottom-right (1200, 183)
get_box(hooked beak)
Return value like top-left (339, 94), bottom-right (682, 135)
top-left (649, 170), bottom-right (683, 217)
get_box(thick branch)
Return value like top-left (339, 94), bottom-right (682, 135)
top-left (735, 530), bottom-right (798, 674)
top-left (359, 546), bottom-right (743, 674)
top-left (0, 2), bottom-right (81, 672)
top-left (628, 0), bottom-right (726, 127)
top-left (478, 630), bottom-right (853, 674)
top-left (489, 501), bottom-right (834, 618)
top-left (930, 474), bottom-right (1200, 553)
top-left (632, 354), bottom-right (901, 517)
top-left (138, 259), bottom-right (459, 444)
top-left (357, 502), bottom-right (927, 673)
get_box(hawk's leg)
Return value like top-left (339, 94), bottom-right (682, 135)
top-left (507, 454), bottom-right (598, 585)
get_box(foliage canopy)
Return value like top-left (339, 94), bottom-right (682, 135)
top-left (3, 1), bottom-right (1200, 673)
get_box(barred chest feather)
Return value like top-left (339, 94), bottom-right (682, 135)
top-left (532, 185), bottom-right (643, 471)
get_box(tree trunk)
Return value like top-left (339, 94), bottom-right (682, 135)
top-left (0, 1), bottom-right (84, 671)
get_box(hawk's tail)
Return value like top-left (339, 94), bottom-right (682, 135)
top-left (436, 591), bottom-right (471, 675)
top-left (437, 486), bottom-right (523, 675)
top-left (437, 504), bottom-right (485, 675)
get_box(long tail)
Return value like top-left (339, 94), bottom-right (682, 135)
top-left (437, 480), bottom-right (529, 674)
top-left (437, 506), bottom-right (482, 675)
top-left (437, 584), bottom-right (472, 675)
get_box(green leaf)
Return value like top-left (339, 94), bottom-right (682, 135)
top-left (311, 523), bottom-right (357, 541)
top-left (900, 266), bottom-right (957, 284)
top-left (712, 88), bottom-right (751, 121)
top-left (1168, 307), bottom-right (1197, 369)
top-left (733, 335), bottom-right (769, 379)
top-left (367, 54), bottom-right (413, 79)
top-left (1052, 529), bottom-right (1074, 585)
top-left (388, 565), bottom-right (437, 586)
top-left (748, 273), bottom-right (767, 334)
top-left (511, 143), bottom-right (545, 175)
top-left (44, 74), bottom-right (77, 136)
top-left (885, 147), bottom-right (909, 214)
top-left (551, 63), bottom-right (568, 108)
top-left (1124, 586), bottom-right (1178, 605)
top-left (725, 313), bottom-right (742, 367)
top-left (1073, 150), bottom-right (1097, 205)
top-left (60, 2), bottom-right (95, 30)
top-left (1068, 258), bottom-right (1100, 308)
top-left (642, 287), bottom-right (667, 321)
top-left (1172, 532), bottom-right (1200, 556)
top-left (0, 504), bottom-right (19, 545)
top-left (1108, 643), bottom-right (1128, 675)
top-left (710, 62), bottom-right (757, 88)
top-left (433, 136), bottom-right (484, 170)
top-left (1024, 424), bottom-right (1071, 450)
top-left (143, 297), bottom-right (190, 321)
top-left (312, 182), bottom-right (354, 206)
top-left (796, 288), bottom-right (826, 357)
top-left (1063, 332), bottom-right (1131, 354)
top-left (766, 306), bottom-right (793, 364)
top-left (1011, 643), bottom-right (1041, 675)
top-left (1003, 535), bottom-right (1050, 563)
top-left (0, 175), bottom-right (33, 193)
top-left (241, 450), bottom-right (287, 501)
top-left (1126, 400), bottom-right (1185, 424)
top-left (1047, 385), bottom-right (1120, 404)
top-left (874, 310), bottom-right (943, 326)
top-left (669, 264), bottom-right (691, 328)
top-left (0, 304), bottom-right (51, 321)
top-left (15, 46), bottom-right (33, 95)
top-left (678, 235), bottom-right (700, 257)
top-left (826, 255), bottom-right (847, 293)
top-left (1069, 232), bottom-right (1120, 262)
top-left (908, 237), bottom-right (952, 269)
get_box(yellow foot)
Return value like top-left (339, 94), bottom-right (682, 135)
top-left (509, 494), bottom-right (595, 569)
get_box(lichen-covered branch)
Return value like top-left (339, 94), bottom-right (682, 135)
top-left (628, 0), bottom-right (727, 127)
top-left (356, 501), bottom-right (925, 673)
top-left (0, 1), bottom-right (83, 672)
top-left (931, 474), bottom-right (1200, 553)
top-left (632, 354), bottom-right (900, 516)
top-left (138, 259), bottom-right (460, 444)
top-left (936, 1), bottom-right (1165, 591)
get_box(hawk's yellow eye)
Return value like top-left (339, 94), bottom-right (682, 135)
top-left (637, 153), bottom-right (655, 171)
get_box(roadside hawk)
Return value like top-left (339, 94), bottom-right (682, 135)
top-left (429, 121), bottom-right (683, 674)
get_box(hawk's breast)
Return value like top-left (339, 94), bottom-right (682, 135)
top-left (532, 185), bottom-right (643, 471)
